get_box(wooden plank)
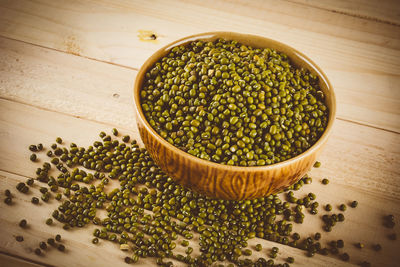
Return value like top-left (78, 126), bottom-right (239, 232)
top-left (287, 0), bottom-right (400, 26)
top-left (1, 0), bottom-right (399, 65)
top-left (1, 94), bottom-right (399, 198)
top-left (0, 2), bottom-right (398, 266)
top-left (1, 0), bottom-right (399, 132)
top-left (0, 34), bottom-right (399, 136)
top-left (0, 252), bottom-right (49, 267)
top-left (0, 98), bottom-right (399, 266)
top-left (0, 37), bottom-right (137, 129)
top-left (0, 0), bottom-right (399, 76)
top-left (0, 99), bottom-right (375, 267)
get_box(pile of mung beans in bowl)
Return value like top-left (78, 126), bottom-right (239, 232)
top-left (133, 32), bottom-right (336, 200)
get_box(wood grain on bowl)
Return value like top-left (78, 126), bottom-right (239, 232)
top-left (139, 122), bottom-right (324, 199)
top-left (133, 32), bottom-right (336, 200)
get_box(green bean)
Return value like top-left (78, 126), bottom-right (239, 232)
top-left (372, 244), bottom-right (382, 251)
top-left (314, 232), bottom-right (321, 240)
top-left (31, 197), bottom-right (39, 204)
top-left (19, 219), bottom-right (27, 228)
top-left (55, 234), bottom-right (61, 242)
top-left (30, 154), bottom-right (37, 162)
top-left (23, 132), bottom-right (355, 266)
top-left (47, 238), bottom-right (55, 246)
top-left (5, 189), bottom-right (11, 197)
top-left (112, 128), bottom-right (118, 136)
top-left (141, 39), bottom-right (329, 166)
top-left (340, 253), bottom-right (350, 261)
top-left (325, 204), bottom-right (332, 211)
top-left (39, 242), bottom-right (47, 250)
top-left (4, 197), bottom-right (12, 205)
top-left (339, 204), bottom-right (346, 211)
top-left (122, 135), bottom-right (130, 142)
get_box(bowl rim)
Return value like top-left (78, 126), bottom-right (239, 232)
top-left (133, 31), bottom-right (336, 172)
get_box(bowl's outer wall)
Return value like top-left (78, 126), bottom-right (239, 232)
top-left (133, 32), bottom-right (336, 200)
top-left (138, 124), bottom-right (326, 200)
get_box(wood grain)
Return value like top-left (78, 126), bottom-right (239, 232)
top-left (2, 96), bottom-right (397, 203)
top-left (0, 0), bottom-right (399, 132)
top-left (0, 99), bottom-right (399, 266)
top-left (0, 0), bottom-right (399, 266)
top-left (287, 0), bottom-right (400, 26)
top-left (0, 33), bottom-right (399, 139)
top-left (0, 37), bottom-right (137, 129)
top-left (0, 252), bottom-right (51, 267)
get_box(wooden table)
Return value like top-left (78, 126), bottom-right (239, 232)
top-left (0, 0), bottom-right (399, 266)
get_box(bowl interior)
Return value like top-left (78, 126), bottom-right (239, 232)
top-left (133, 32), bottom-right (336, 172)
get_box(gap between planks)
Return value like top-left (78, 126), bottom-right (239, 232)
top-left (0, 95), bottom-right (136, 133)
top-left (0, 35), bottom-right (139, 72)
top-left (0, 251), bottom-right (52, 267)
top-left (283, 0), bottom-right (400, 27)
top-left (334, 117), bottom-right (400, 135)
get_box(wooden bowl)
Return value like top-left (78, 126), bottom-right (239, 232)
top-left (133, 32), bottom-right (336, 200)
